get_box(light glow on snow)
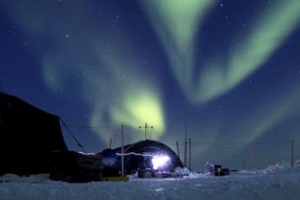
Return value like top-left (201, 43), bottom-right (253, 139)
top-left (152, 155), bottom-right (170, 170)
top-left (116, 152), bottom-right (171, 170)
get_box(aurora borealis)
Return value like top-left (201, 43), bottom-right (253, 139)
top-left (1, 0), bottom-right (300, 170)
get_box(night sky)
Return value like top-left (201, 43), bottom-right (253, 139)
top-left (1, 0), bottom-right (300, 170)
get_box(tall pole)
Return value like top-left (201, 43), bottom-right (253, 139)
top-left (121, 124), bottom-right (124, 176)
top-left (291, 140), bottom-right (294, 168)
top-left (139, 123), bottom-right (153, 140)
top-left (189, 138), bottom-right (191, 170)
top-left (176, 141), bottom-right (180, 158)
top-left (184, 124), bottom-right (187, 167)
top-left (249, 147), bottom-right (254, 170)
top-left (144, 123), bottom-right (147, 140)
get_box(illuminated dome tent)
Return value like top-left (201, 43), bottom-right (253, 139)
top-left (107, 140), bottom-right (183, 176)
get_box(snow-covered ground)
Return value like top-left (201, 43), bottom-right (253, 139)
top-left (1, 161), bottom-right (300, 200)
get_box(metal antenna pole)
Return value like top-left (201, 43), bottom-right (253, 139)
top-left (144, 123), bottom-right (147, 140)
top-left (139, 123), bottom-right (153, 140)
top-left (184, 123), bottom-right (187, 167)
top-left (121, 124), bottom-right (124, 176)
top-left (189, 138), bottom-right (191, 170)
top-left (109, 138), bottom-right (112, 149)
top-left (291, 140), bottom-right (294, 168)
top-left (176, 141), bottom-right (180, 158)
